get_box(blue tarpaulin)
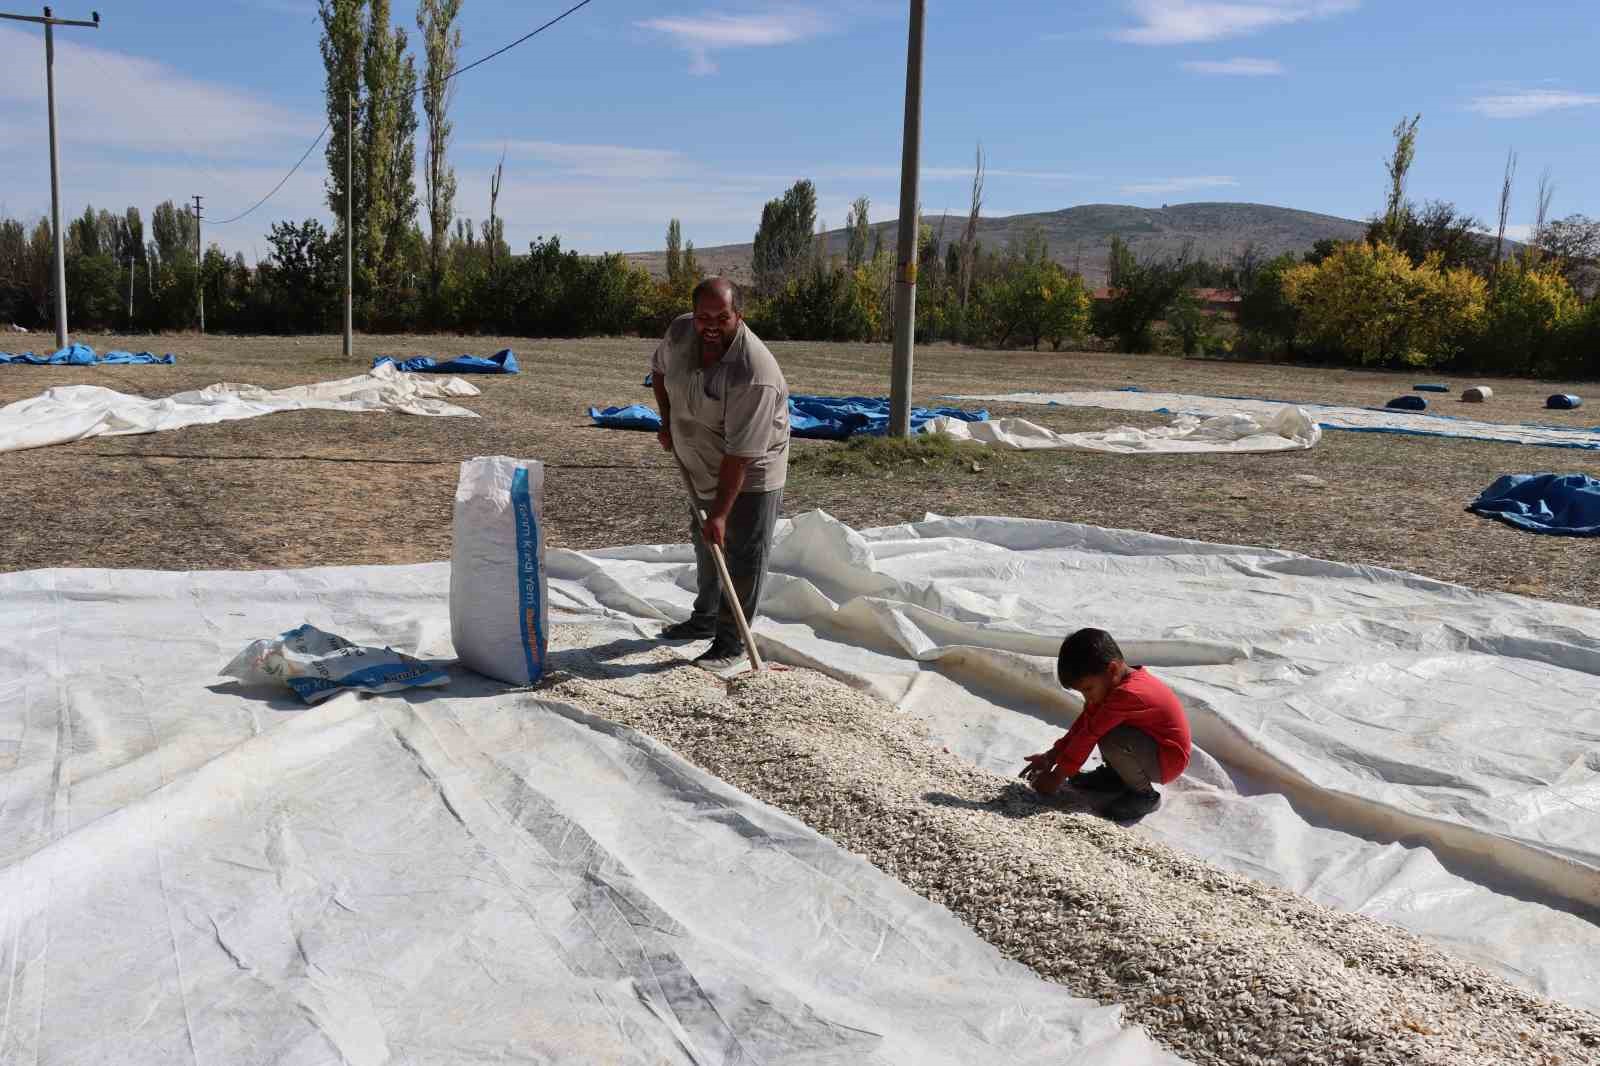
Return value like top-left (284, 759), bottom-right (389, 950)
top-left (0, 343), bottom-right (174, 365)
top-left (1385, 394), bottom-right (1428, 411)
top-left (1413, 383), bottom-right (1450, 392)
top-left (587, 403), bottom-right (663, 431)
top-left (372, 349), bottom-right (519, 374)
top-left (1469, 473), bottom-right (1600, 536)
top-left (590, 395), bottom-right (990, 440)
top-left (1547, 393), bottom-right (1583, 410)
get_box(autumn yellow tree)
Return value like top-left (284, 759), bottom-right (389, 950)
top-left (1281, 242), bottom-right (1485, 367)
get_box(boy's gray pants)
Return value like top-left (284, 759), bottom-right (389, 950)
top-left (687, 488), bottom-right (784, 645)
top-left (1099, 725), bottom-right (1164, 791)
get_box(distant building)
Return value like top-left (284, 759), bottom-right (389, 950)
top-left (1090, 287), bottom-right (1243, 317)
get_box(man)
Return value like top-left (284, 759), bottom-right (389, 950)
top-left (650, 277), bottom-right (790, 667)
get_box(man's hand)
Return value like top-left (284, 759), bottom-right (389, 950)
top-left (702, 512), bottom-right (727, 548)
top-left (657, 429), bottom-right (673, 452)
top-left (1019, 751), bottom-right (1065, 795)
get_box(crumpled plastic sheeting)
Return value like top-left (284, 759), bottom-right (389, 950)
top-left (0, 565), bottom-right (1181, 1066)
top-left (547, 511), bottom-right (1600, 1013)
top-left (951, 389), bottom-right (1600, 450)
top-left (0, 360), bottom-right (479, 454)
top-left (924, 406), bottom-right (1319, 453)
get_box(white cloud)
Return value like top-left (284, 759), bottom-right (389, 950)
top-left (1121, 175), bottom-right (1240, 195)
top-left (0, 26), bottom-right (319, 155)
top-left (1468, 89), bottom-right (1600, 119)
top-left (1115, 0), bottom-right (1357, 45)
top-left (1181, 56), bottom-right (1285, 75)
top-left (636, 9), bottom-right (832, 75)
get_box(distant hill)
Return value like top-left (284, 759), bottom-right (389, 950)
top-left (626, 202), bottom-right (1370, 287)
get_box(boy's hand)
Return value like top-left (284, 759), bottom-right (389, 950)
top-left (1020, 751), bottom-right (1066, 796)
top-left (1018, 751), bottom-right (1055, 783)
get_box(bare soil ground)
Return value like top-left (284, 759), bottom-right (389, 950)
top-left (2, 333), bottom-right (1596, 608)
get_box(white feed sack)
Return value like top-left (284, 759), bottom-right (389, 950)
top-left (451, 456), bottom-right (550, 685)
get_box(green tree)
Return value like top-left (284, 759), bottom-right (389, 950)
top-left (751, 179), bottom-right (816, 296)
top-left (665, 218), bottom-right (683, 286)
top-left (361, 0), bottom-right (420, 317)
top-left (1236, 253), bottom-right (1301, 352)
top-left (1379, 114), bottom-right (1421, 245)
top-left (1092, 239), bottom-right (1194, 352)
top-left (680, 240), bottom-right (701, 285)
top-left (319, 0), bottom-right (366, 236)
top-left (845, 196), bottom-right (871, 270)
top-left (418, 0), bottom-right (462, 308)
top-left (1366, 199), bottom-right (1488, 272)
top-left (262, 219), bottom-right (342, 332)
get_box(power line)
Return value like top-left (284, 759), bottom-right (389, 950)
top-left (210, 0), bottom-right (598, 226)
top-left (211, 125), bottom-right (328, 225)
top-left (448, 0), bottom-right (595, 82)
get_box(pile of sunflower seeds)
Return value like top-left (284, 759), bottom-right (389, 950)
top-left (544, 630), bottom-right (1600, 1066)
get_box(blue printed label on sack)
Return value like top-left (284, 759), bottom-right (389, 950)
top-left (511, 466), bottom-right (546, 683)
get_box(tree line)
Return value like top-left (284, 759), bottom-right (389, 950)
top-left (1097, 116), bottom-right (1599, 378)
top-left (1, 3), bottom-right (1593, 383)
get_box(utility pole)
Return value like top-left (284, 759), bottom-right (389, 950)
top-left (192, 194), bottom-right (204, 333)
top-left (888, 0), bottom-right (924, 437)
top-left (126, 253), bottom-right (133, 325)
top-left (343, 91), bottom-right (353, 358)
top-left (0, 6), bottom-right (101, 351)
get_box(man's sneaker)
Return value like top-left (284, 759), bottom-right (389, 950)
top-left (1103, 787), bottom-right (1161, 822)
top-left (1068, 764), bottom-right (1125, 793)
top-left (660, 618), bottom-right (716, 641)
top-left (693, 637), bottom-right (745, 668)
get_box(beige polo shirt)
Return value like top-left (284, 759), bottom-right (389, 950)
top-left (650, 314), bottom-right (790, 498)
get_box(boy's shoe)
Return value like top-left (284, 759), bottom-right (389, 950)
top-left (693, 636), bottom-right (745, 669)
top-left (1104, 787), bottom-right (1161, 822)
top-left (660, 618), bottom-right (716, 641)
top-left (1068, 764), bottom-right (1125, 793)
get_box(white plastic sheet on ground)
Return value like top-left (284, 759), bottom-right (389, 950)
top-left (925, 406), bottom-right (1319, 453)
top-left (0, 361), bottom-right (479, 454)
top-left (949, 389), bottom-right (1600, 450)
top-left (0, 564), bottom-right (1182, 1065)
top-left (548, 512), bottom-right (1600, 1014)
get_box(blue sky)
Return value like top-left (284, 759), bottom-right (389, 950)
top-left (0, 0), bottom-right (1595, 261)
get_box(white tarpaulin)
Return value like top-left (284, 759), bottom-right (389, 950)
top-left (0, 361), bottom-right (480, 454)
top-left (547, 512), bottom-right (1600, 1014)
top-left (924, 406), bottom-right (1320, 453)
top-left (950, 389), bottom-right (1600, 450)
top-left (0, 564), bottom-right (1180, 1065)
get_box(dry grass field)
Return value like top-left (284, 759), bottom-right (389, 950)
top-left (2, 331), bottom-right (1596, 607)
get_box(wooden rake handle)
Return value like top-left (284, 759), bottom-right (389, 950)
top-left (670, 448), bottom-right (765, 673)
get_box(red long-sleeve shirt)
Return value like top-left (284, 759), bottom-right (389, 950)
top-left (1051, 667), bottom-right (1191, 784)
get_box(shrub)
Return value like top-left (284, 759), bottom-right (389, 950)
top-left (1280, 241), bottom-right (1485, 367)
top-left (1471, 266), bottom-right (1582, 374)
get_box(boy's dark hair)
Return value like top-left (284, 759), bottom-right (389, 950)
top-left (1057, 628), bottom-right (1124, 687)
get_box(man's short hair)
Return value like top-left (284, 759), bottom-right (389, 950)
top-left (692, 276), bottom-right (742, 315)
top-left (1057, 628), bottom-right (1124, 687)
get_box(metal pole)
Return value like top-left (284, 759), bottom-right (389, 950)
top-left (343, 91), bottom-right (353, 358)
top-left (888, 0), bottom-right (924, 437)
top-left (192, 194), bottom-right (204, 333)
top-left (127, 254), bottom-right (133, 324)
top-left (44, 19), bottom-right (67, 349)
top-left (1, 7), bottom-right (100, 349)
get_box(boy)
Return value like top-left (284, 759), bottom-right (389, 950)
top-left (1018, 628), bottom-right (1191, 821)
